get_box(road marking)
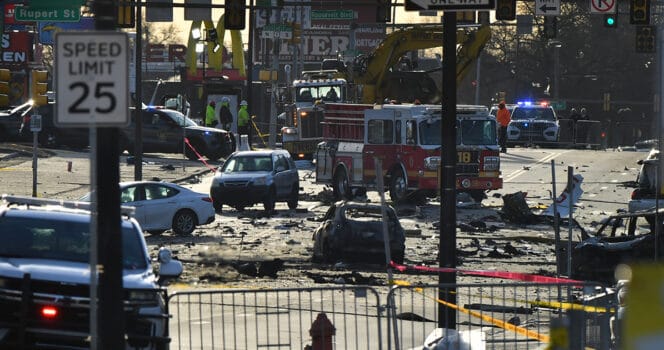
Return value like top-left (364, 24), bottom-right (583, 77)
top-left (504, 150), bottom-right (572, 183)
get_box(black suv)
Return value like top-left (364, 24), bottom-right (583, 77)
top-left (0, 101), bottom-right (34, 142)
top-left (20, 102), bottom-right (89, 149)
top-left (120, 107), bottom-right (236, 161)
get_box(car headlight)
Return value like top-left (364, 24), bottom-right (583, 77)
top-left (424, 156), bottom-right (440, 171)
top-left (281, 127), bottom-right (297, 135)
top-left (252, 176), bottom-right (267, 186)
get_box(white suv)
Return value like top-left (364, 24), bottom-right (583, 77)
top-left (0, 195), bottom-right (182, 349)
top-left (628, 149), bottom-right (662, 214)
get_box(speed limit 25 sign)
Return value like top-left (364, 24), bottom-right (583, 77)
top-left (55, 32), bottom-right (129, 127)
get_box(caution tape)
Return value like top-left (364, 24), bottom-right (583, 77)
top-left (184, 137), bottom-right (217, 173)
top-left (391, 279), bottom-right (551, 343)
top-left (389, 261), bottom-right (584, 285)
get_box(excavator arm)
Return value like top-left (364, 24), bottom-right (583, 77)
top-left (350, 24), bottom-right (491, 103)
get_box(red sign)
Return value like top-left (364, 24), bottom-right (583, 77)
top-left (1, 32), bottom-right (33, 66)
top-left (4, 4), bottom-right (18, 25)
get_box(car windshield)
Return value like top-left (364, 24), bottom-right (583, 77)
top-left (457, 119), bottom-right (497, 145)
top-left (296, 85), bottom-right (343, 103)
top-left (158, 109), bottom-right (197, 127)
top-left (0, 216), bottom-right (148, 270)
top-left (223, 155), bottom-right (273, 172)
top-left (419, 119), bottom-right (441, 145)
top-left (511, 107), bottom-right (555, 121)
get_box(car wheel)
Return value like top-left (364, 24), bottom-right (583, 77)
top-left (391, 250), bottom-right (405, 265)
top-left (389, 168), bottom-right (408, 203)
top-left (322, 239), bottom-right (339, 263)
top-left (263, 188), bottom-right (276, 213)
top-left (287, 185), bottom-right (299, 209)
top-left (172, 209), bottom-right (197, 235)
top-left (213, 199), bottom-right (223, 213)
top-left (206, 150), bottom-right (223, 161)
top-left (185, 139), bottom-right (205, 161)
top-left (333, 167), bottom-right (351, 200)
top-left (147, 230), bottom-right (165, 236)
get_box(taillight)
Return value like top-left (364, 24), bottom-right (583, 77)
top-left (41, 305), bottom-right (58, 319)
top-left (631, 189), bottom-right (638, 200)
top-left (202, 197), bottom-right (213, 202)
top-left (23, 115), bottom-right (31, 125)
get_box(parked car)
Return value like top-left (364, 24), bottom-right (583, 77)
top-left (19, 102), bottom-right (89, 149)
top-left (81, 181), bottom-right (215, 235)
top-left (312, 201), bottom-right (406, 264)
top-left (0, 101), bottom-right (33, 142)
top-left (506, 101), bottom-right (559, 145)
top-left (0, 194), bottom-right (182, 349)
top-left (209, 149), bottom-right (300, 213)
top-left (571, 208), bottom-right (664, 284)
top-left (120, 106), bottom-right (236, 161)
top-left (628, 149), bottom-right (661, 214)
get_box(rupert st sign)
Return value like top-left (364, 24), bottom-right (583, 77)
top-left (55, 32), bottom-right (129, 127)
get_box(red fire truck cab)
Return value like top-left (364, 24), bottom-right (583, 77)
top-left (315, 103), bottom-right (503, 203)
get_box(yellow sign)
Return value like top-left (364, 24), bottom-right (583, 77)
top-left (624, 264), bottom-right (664, 349)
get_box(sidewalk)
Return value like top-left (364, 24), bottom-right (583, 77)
top-left (0, 145), bottom-right (213, 200)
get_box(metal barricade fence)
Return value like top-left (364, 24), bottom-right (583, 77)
top-left (166, 282), bottom-right (614, 349)
top-left (387, 282), bottom-right (613, 350)
top-left (167, 286), bottom-right (385, 350)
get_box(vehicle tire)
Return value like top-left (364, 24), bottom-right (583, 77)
top-left (287, 185), bottom-right (299, 209)
top-left (172, 209), bottom-right (197, 235)
top-left (467, 190), bottom-right (486, 203)
top-left (391, 250), bottom-right (405, 265)
top-left (206, 150), bottom-right (223, 161)
top-left (389, 168), bottom-right (408, 203)
top-left (333, 167), bottom-right (351, 200)
top-left (147, 230), bottom-right (165, 236)
top-left (263, 188), bottom-right (276, 213)
top-left (185, 139), bottom-right (205, 161)
top-left (213, 199), bottom-right (223, 213)
top-left (38, 129), bottom-right (58, 148)
top-left (322, 239), bottom-right (339, 263)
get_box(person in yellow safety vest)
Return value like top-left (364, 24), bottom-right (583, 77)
top-left (238, 100), bottom-right (250, 135)
top-left (205, 100), bottom-right (217, 127)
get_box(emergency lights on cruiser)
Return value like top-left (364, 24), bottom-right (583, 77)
top-left (516, 100), bottom-right (549, 107)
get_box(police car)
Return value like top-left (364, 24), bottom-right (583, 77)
top-left (506, 101), bottom-right (559, 146)
top-left (0, 195), bottom-right (182, 349)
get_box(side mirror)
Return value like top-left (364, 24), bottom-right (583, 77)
top-left (275, 165), bottom-right (286, 172)
top-left (157, 247), bottom-right (183, 282)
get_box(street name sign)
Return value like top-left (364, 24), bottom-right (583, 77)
top-left (405, 0), bottom-right (496, 11)
top-left (535, 0), bottom-right (560, 16)
top-left (260, 24), bottom-right (293, 39)
top-left (55, 32), bottom-right (129, 127)
top-left (590, 0), bottom-right (616, 14)
top-left (14, 5), bottom-right (80, 22)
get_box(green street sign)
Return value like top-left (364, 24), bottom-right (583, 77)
top-left (311, 10), bottom-right (354, 20)
top-left (550, 100), bottom-right (566, 110)
top-left (15, 6), bottom-right (81, 22)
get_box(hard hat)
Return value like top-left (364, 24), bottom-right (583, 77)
top-left (221, 96), bottom-right (230, 103)
top-left (240, 100), bottom-right (248, 106)
top-left (581, 107), bottom-right (587, 113)
top-left (570, 108), bottom-right (577, 113)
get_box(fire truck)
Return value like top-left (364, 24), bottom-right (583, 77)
top-left (315, 103), bottom-right (503, 203)
top-left (281, 70), bottom-right (349, 159)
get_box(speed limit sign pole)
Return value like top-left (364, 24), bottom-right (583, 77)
top-left (55, 2), bottom-right (129, 348)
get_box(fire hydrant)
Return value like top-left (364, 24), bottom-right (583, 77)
top-left (309, 313), bottom-right (336, 350)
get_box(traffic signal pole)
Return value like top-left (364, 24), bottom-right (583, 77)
top-left (93, 1), bottom-right (125, 349)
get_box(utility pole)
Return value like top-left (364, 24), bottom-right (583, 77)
top-left (269, 7), bottom-right (281, 148)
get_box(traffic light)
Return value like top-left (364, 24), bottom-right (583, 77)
top-left (630, 0), bottom-right (650, 25)
top-left (376, 0), bottom-right (391, 23)
top-left (636, 25), bottom-right (656, 53)
top-left (0, 69), bottom-right (10, 108)
top-left (604, 13), bottom-right (617, 28)
top-left (543, 16), bottom-right (557, 39)
top-left (496, 0), bottom-right (516, 21)
top-left (225, 0), bottom-right (246, 30)
top-left (288, 23), bottom-right (302, 45)
top-left (116, 0), bottom-right (135, 28)
top-left (31, 70), bottom-right (48, 107)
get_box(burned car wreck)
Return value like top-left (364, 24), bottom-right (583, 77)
top-left (312, 201), bottom-right (406, 264)
top-left (571, 208), bottom-right (664, 284)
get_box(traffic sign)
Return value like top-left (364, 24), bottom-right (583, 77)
top-left (590, 0), bottom-right (616, 14)
top-left (260, 24), bottom-right (293, 39)
top-left (14, 5), bottom-right (80, 22)
top-left (55, 32), bottom-right (129, 127)
top-left (535, 0), bottom-right (560, 15)
top-left (405, 0), bottom-right (496, 11)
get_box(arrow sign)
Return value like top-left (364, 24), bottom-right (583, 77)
top-left (535, 0), bottom-right (560, 15)
top-left (405, 0), bottom-right (495, 11)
